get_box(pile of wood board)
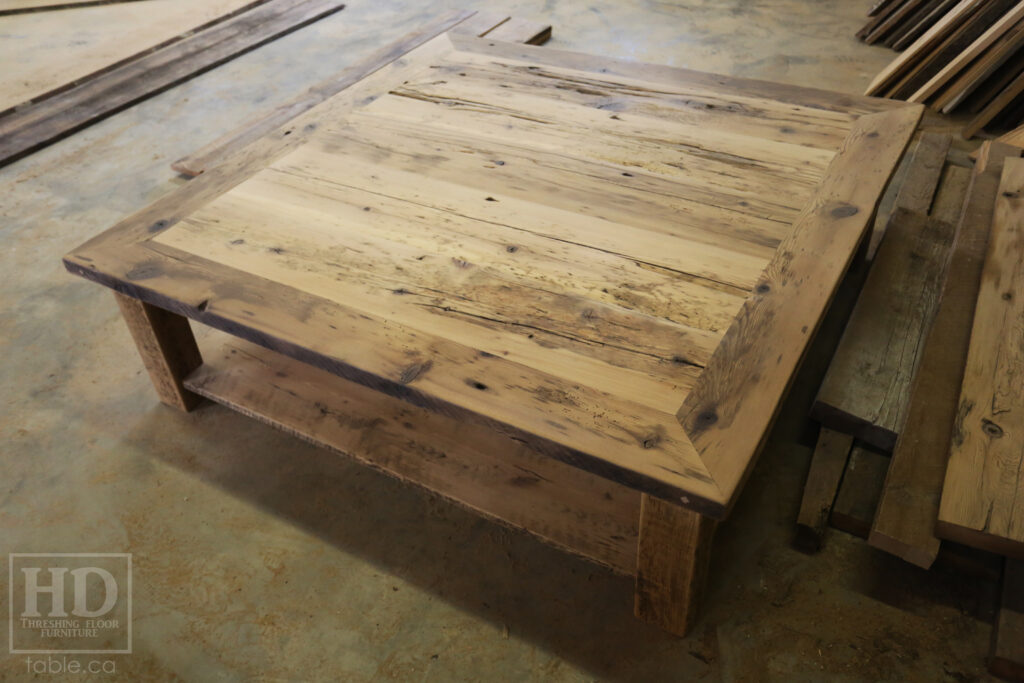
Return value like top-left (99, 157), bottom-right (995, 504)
top-left (859, 1), bottom-right (1024, 141)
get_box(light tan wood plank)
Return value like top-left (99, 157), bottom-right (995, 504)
top-left (187, 334), bottom-right (640, 574)
top-left (937, 157), bottom-right (1024, 558)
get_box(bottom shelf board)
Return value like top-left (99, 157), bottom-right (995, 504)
top-left (184, 332), bottom-right (641, 576)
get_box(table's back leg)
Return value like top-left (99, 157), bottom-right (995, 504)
top-left (634, 493), bottom-right (717, 636)
top-left (114, 292), bottom-right (203, 411)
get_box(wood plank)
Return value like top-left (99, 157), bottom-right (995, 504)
top-left (0, 0), bottom-right (347, 167)
top-left (830, 444), bottom-right (890, 538)
top-left (858, 0), bottom-right (912, 40)
top-left (186, 334), bottom-right (641, 575)
top-left (870, 142), bottom-right (1021, 569)
top-left (634, 495), bottom-right (716, 636)
top-left (811, 134), bottom-right (961, 451)
top-left (992, 559), bottom-right (1024, 681)
top-left (65, 35), bottom-right (922, 519)
top-left (995, 122), bottom-right (1024, 147)
top-left (883, 0), bottom-right (947, 48)
top-left (937, 157), bottom-right (1024, 558)
top-left (170, 9), bottom-right (519, 177)
top-left (870, 0), bottom-right (904, 16)
top-left (937, 17), bottom-right (1024, 114)
top-left (964, 69), bottom-right (1024, 138)
top-left (114, 292), bottom-right (203, 411)
top-left (676, 107), bottom-right (921, 508)
top-left (795, 427), bottom-right (855, 551)
top-left (483, 16), bottom-right (552, 45)
top-left (865, 0), bottom-right (988, 96)
top-left (864, 0), bottom-right (929, 45)
top-left (0, 0), bottom-right (147, 15)
top-left (0, 0), bottom-right (263, 114)
top-left (910, 7), bottom-right (1024, 103)
top-left (885, 0), bottom-right (1016, 101)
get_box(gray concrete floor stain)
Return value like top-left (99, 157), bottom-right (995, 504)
top-left (0, 1), bottom-right (1002, 681)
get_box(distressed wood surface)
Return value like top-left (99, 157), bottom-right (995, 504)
top-left (796, 427), bottom-right (855, 551)
top-left (991, 559), bottom-right (1024, 681)
top-left (0, 0), bottom-right (147, 14)
top-left (634, 495), bottom-right (716, 636)
top-left (0, 0), bottom-right (346, 167)
top-left (66, 34), bottom-right (919, 516)
top-left (870, 142), bottom-right (1021, 569)
top-left (186, 334), bottom-right (640, 574)
top-left (937, 157), bottom-right (1024, 558)
top-left (812, 157), bottom-right (969, 452)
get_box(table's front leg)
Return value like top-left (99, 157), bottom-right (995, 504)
top-left (635, 493), bottom-right (717, 636)
top-left (113, 292), bottom-right (203, 411)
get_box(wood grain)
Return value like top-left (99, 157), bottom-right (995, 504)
top-left (937, 156), bottom-right (1024, 558)
top-left (0, 0), bottom-right (147, 15)
top-left (186, 334), bottom-right (641, 574)
top-left (796, 427), bottom-right (855, 551)
top-left (812, 166), bottom-right (968, 451)
top-left (0, 0), bottom-right (346, 167)
top-left (114, 292), bottom-right (203, 411)
top-left (634, 494), bottom-right (716, 636)
top-left (869, 142), bottom-right (1021, 569)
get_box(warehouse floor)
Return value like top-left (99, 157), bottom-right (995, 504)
top-left (0, 1), bottom-right (1001, 680)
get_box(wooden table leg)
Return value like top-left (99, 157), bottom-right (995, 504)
top-left (635, 494), bottom-right (717, 636)
top-left (114, 292), bottom-right (203, 411)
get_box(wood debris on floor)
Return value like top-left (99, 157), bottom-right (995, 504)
top-left (857, 1), bottom-right (1024, 142)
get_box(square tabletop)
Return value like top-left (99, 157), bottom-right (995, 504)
top-left (65, 32), bottom-right (922, 517)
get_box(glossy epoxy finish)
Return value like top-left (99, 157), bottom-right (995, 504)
top-left (0, 2), bottom-right (998, 680)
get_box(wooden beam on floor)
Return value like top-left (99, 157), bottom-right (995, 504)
top-left (992, 559), bottom-right (1024, 681)
top-left (0, 0), bottom-right (347, 168)
top-left (937, 156), bottom-right (1024, 559)
top-left (796, 427), bottom-right (854, 551)
top-left (171, 11), bottom-right (549, 178)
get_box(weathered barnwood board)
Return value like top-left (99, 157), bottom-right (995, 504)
top-left (937, 157), bottom-right (1024, 558)
top-left (869, 142), bottom-right (1021, 569)
top-left (186, 333), bottom-right (641, 574)
top-left (0, 0), bottom-right (262, 114)
top-left (992, 559), bottom-right (1024, 681)
top-left (65, 31), bottom-right (921, 518)
top-left (812, 134), bottom-right (967, 452)
top-left (0, 0), bottom-right (347, 167)
top-left (171, 10), bottom-right (551, 177)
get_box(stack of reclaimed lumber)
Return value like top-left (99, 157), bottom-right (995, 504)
top-left (858, 1), bottom-right (1024, 141)
top-left (797, 135), bottom-right (1024, 680)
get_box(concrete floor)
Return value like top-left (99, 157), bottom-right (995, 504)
top-left (0, 1), bottom-right (1003, 680)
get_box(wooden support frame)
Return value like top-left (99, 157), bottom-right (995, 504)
top-left (635, 495), bottom-right (717, 636)
top-left (114, 292), bottom-right (203, 411)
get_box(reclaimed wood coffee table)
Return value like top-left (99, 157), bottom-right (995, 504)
top-left (65, 20), bottom-right (921, 635)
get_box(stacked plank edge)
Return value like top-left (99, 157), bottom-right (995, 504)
top-left (858, 1), bottom-right (1024, 141)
